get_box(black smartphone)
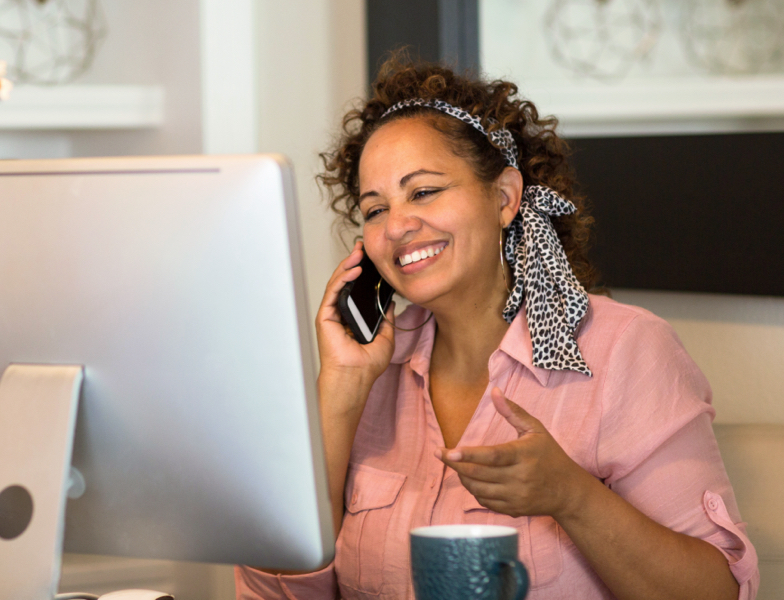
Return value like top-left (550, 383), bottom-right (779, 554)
top-left (338, 248), bottom-right (395, 344)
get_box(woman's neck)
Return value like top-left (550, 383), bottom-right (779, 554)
top-left (429, 283), bottom-right (511, 383)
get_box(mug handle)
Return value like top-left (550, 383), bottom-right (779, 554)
top-left (498, 559), bottom-right (529, 600)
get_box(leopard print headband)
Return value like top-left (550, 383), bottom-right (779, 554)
top-left (382, 98), bottom-right (520, 169)
top-left (382, 99), bottom-right (592, 377)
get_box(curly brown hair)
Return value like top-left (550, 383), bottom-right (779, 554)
top-left (318, 53), bottom-right (599, 292)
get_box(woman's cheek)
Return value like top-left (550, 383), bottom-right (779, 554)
top-left (362, 226), bottom-right (385, 262)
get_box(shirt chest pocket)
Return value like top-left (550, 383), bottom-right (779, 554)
top-left (463, 495), bottom-right (563, 590)
top-left (337, 464), bottom-right (407, 595)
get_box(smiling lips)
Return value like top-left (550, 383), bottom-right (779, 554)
top-left (398, 243), bottom-right (447, 266)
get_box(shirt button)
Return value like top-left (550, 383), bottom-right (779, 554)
top-left (351, 493), bottom-right (358, 505)
top-left (707, 498), bottom-right (719, 511)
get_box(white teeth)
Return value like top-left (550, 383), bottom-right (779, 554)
top-left (400, 245), bottom-right (445, 266)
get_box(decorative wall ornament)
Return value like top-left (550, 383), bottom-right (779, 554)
top-left (0, 0), bottom-right (107, 85)
top-left (543, 0), bottom-right (663, 82)
top-left (679, 0), bottom-right (784, 75)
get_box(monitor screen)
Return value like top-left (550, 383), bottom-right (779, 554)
top-left (0, 155), bottom-right (334, 572)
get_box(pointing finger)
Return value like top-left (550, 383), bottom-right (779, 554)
top-left (491, 387), bottom-right (541, 436)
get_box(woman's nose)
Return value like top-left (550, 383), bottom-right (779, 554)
top-left (385, 204), bottom-right (422, 240)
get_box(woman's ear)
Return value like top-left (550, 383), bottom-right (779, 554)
top-left (496, 167), bottom-right (523, 228)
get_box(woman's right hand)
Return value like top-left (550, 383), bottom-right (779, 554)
top-left (315, 241), bottom-right (396, 407)
top-left (317, 242), bottom-right (396, 533)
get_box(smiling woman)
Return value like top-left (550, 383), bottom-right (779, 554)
top-left (356, 117), bottom-right (518, 314)
top-left (235, 54), bottom-right (759, 600)
top-left (321, 57), bottom-right (598, 296)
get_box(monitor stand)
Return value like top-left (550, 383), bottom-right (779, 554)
top-left (0, 365), bottom-right (175, 600)
top-left (0, 364), bottom-right (84, 600)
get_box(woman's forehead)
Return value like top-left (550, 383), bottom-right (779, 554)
top-left (360, 117), bottom-right (461, 174)
top-left (366, 116), bottom-right (444, 149)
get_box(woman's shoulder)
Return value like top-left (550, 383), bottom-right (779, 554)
top-left (578, 293), bottom-right (688, 371)
top-left (586, 292), bottom-right (660, 321)
top-left (583, 293), bottom-right (675, 340)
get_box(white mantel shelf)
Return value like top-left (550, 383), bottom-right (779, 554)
top-left (0, 85), bottom-right (165, 130)
top-left (521, 76), bottom-right (784, 137)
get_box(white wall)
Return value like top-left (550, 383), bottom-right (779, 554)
top-left (200, 0), bottom-right (258, 155)
top-left (70, 0), bottom-right (203, 157)
top-left (255, 0), bottom-right (366, 323)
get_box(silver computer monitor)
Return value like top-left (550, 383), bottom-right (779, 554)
top-left (0, 155), bottom-right (334, 572)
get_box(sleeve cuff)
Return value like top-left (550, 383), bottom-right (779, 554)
top-left (235, 562), bottom-right (338, 600)
top-left (702, 491), bottom-right (760, 598)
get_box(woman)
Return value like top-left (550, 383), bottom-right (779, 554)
top-left (236, 57), bottom-right (759, 599)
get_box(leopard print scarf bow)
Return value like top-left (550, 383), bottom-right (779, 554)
top-left (381, 99), bottom-right (591, 376)
top-left (503, 185), bottom-right (592, 376)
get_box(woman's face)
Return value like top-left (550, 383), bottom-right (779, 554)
top-left (357, 117), bottom-right (515, 310)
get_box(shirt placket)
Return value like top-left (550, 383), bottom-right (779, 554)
top-left (418, 369), bottom-right (447, 527)
top-left (457, 356), bottom-right (516, 449)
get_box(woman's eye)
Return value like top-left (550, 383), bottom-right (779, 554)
top-left (364, 208), bottom-right (384, 221)
top-left (413, 188), bottom-right (440, 200)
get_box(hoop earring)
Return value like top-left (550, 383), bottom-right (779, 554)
top-left (376, 279), bottom-right (433, 332)
top-left (500, 229), bottom-right (511, 293)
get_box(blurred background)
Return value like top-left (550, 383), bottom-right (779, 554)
top-left (1, 0), bottom-right (782, 597)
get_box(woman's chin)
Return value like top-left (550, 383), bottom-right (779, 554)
top-left (394, 289), bottom-right (446, 313)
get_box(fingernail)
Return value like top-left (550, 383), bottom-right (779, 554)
top-left (446, 451), bottom-right (462, 461)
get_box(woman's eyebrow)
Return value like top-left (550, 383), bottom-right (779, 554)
top-left (358, 190), bottom-right (377, 203)
top-left (399, 169), bottom-right (445, 187)
top-left (359, 169), bottom-right (446, 204)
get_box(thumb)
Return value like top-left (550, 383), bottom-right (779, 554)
top-left (490, 387), bottom-right (539, 436)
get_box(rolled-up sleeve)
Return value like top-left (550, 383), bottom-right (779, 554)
top-left (598, 314), bottom-right (759, 598)
top-left (702, 490), bottom-right (759, 598)
top-left (235, 563), bottom-right (338, 600)
top-left (610, 414), bottom-right (759, 598)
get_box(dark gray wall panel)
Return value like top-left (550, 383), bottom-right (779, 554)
top-left (570, 133), bottom-right (784, 296)
top-left (366, 0), bottom-right (478, 83)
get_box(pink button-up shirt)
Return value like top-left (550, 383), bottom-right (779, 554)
top-left (236, 295), bottom-right (759, 599)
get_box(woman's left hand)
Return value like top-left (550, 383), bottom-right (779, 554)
top-left (437, 387), bottom-right (595, 520)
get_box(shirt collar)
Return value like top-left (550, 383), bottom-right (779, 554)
top-left (390, 305), bottom-right (436, 377)
top-left (389, 304), bottom-right (552, 386)
top-left (496, 307), bottom-right (551, 386)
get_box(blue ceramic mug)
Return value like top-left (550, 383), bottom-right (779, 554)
top-left (410, 525), bottom-right (529, 600)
